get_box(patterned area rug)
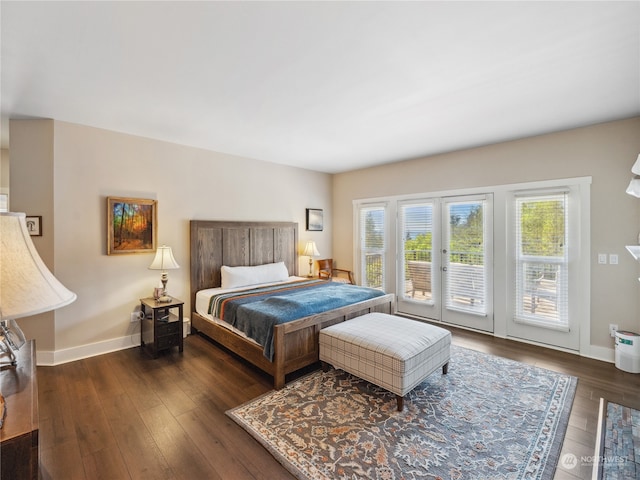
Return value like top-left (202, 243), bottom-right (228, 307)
top-left (228, 345), bottom-right (577, 480)
top-left (594, 399), bottom-right (640, 478)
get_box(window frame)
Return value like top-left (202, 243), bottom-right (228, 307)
top-left (354, 202), bottom-right (389, 290)
top-left (513, 189), bottom-right (570, 330)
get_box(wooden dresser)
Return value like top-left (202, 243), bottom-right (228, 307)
top-left (0, 340), bottom-right (39, 479)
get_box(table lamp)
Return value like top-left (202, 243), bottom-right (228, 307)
top-left (302, 240), bottom-right (320, 278)
top-left (0, 212), bottom-right (77, 427)
top-left (148, 245), bottom-right (180, 302)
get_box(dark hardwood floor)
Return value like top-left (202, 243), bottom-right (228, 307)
top-left (37, 327), bottom-right (640, 479)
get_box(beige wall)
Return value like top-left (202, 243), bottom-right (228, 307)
top-left (9, 116), bottom-right (640, 362)
top-left (9, 120), bottom-right (57, 351)
top-left (1, 148), bottom-right (9, 191)
top-left (333, 117), bottom-right (640, 356)
top-left (9, 119), bottom-right (332, 363)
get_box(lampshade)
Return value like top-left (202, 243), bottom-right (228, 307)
top-left (302, 240), bottom-right (320, 258)
top-left (626, 179), bottom-right (640, 198)
top-left (632, 153), bottom-right (640, 175)
top-left (148, 245), bottom-right (180, 271)
top-left (0, 213), bottom-right (77, 320)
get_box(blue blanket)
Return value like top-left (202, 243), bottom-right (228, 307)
top-left (208, 280), bottom-right (385, 360)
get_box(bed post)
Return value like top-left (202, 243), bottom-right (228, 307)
top-left (273, 325), bottom-right (286, 389)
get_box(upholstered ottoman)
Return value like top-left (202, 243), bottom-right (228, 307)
top-left (319, 313), bottom-right (451, 411)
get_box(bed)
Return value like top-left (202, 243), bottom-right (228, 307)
top-left (190, 220), bottom-right (395, 389)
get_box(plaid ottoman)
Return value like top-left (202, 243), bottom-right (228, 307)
top-left (319, 312), bottom-right (451, 411)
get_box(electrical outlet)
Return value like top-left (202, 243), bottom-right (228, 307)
top-left (609, 324), bottom-right (618, 337)
top-left (130, 312), bottom-right (141, 323)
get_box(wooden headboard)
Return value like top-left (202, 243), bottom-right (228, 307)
top-left (189, 220), bottom-right (299, 309)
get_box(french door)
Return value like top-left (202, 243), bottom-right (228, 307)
top-left (441, 195), bottom-right (493, 331)
top-left (397, 194), bottom-right (494, 332)
top-left (397, 199), bottom-right (440, 319)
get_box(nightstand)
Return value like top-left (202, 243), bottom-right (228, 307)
top-left (140, 297), bottom-right (184, 358)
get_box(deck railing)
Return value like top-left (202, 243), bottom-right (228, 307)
top-left (364, 253), bottom-right (383, 288)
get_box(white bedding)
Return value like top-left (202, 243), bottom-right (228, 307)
top-left (221, 261), bottom-right (289, 289)
top-left (194, 276), bottom-right (307, 343)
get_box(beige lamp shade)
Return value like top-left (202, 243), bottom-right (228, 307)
top-left (302, 240), bottom-right (320, 258)
top-left (0, 213), bottom-right (77, 320)
top-left (148, 245), bottom-right (180, 271)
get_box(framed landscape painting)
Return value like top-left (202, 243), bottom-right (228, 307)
top-left (107, 197), bottom-right (157, 255)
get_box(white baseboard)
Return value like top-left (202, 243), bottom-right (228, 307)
top-left (32, 330), bottom-right (616, 367)
top-left (500, 336), bottom-right (615, 364)
top-left (35, 333), bottom-right (141, 366)
top-left (584, 344), bottom-right (615, 364)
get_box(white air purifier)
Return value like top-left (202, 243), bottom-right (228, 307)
top-left (183, 317), bottom-right (191, 338)
top-left (615, 331), bottom-right (640, 373)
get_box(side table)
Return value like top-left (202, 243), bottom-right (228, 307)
top-left (0, 339), bottom-right (39, 480)
top-left (140, 297), bottom-right (184, 358)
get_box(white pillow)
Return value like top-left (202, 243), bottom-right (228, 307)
top-left (221, 262), bottom-right (289, 289)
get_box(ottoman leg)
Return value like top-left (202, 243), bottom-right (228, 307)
top-left (443, 362), bottom-right (449, 374)
top-left (396, 395), bottom-right (404, 412)
top-left (321, 361), bottom-right (331, 373)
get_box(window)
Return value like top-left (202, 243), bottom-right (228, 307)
top-left (357, 204), bottom-right (386, 289)
top-left (399, 200), bottom-right (434, 301)
top-left (514, 191), bottom-right (569, 330)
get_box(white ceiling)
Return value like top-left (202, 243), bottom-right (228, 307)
top-left (2, 1), bottom-right (639, 174)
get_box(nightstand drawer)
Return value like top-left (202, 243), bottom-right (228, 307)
top-left (157, 335), bottom-right (180, 350)
top-left (156, 321), bottom-right (180, 337)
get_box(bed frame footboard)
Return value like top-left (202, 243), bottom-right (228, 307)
top-left (192, 293), bottom-right (394, 389)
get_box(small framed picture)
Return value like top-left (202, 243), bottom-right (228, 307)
top-left (306, 208), bottom-right (323, 231)
top-left (25, 216), bottom-right (42, 236)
